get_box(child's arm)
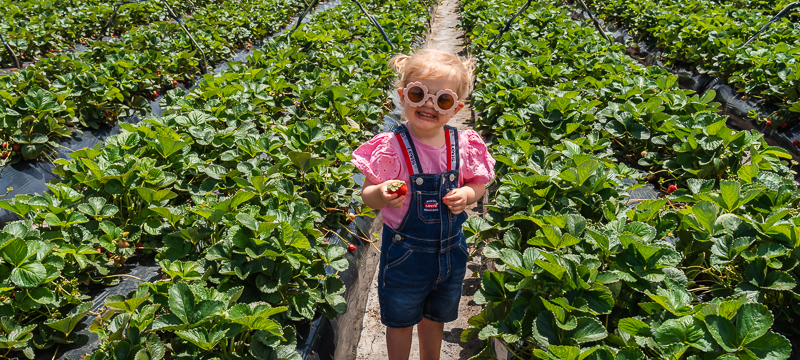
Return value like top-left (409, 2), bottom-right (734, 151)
top-left (361, 178), bottom-right (406, 209)
top-left (443, 182), bottom-right (486, 215)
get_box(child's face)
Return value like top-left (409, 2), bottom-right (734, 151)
top-left (398, 76), bottom-right (464, 133)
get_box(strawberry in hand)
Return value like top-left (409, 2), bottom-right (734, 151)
top-left (387, 181), bottom-right (407, 196)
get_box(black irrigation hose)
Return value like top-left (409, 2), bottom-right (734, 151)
top-left (574, 0), bottom-right (612, 44)
top-left (100, 0), bottom-right (151, 38)
top-left (0, 33), bottom-right (21, 69)
top-left (351, 0), bottom-right (395, 50)
top-left (487, 0), bottom-right (532, 51)
top-left (741, 1), bottom-right (800, 48)
top-left (287, 0), bottom-right (320, 41)
top-left (159, 0), bottom-right (209, 74)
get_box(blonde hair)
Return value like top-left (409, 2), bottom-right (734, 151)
top-left (389, 48), bottom-right (476, 100)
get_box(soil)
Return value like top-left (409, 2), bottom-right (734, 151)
top-left (354, 0), bottom-right (486, 359)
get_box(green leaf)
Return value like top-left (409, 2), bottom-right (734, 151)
top-left (741, 332), bottom-right (791, 360)
top-left (653, 315), bottom-right (714, 351)
top-left (44, 302), bottom-right (91, 336)
top-left (736, 303), bottom-right (773, 346)
top-left (705, 315), bottom-right (739, 352)
top-left (567, 317), bottom-right (607, 344)
top-left (168, 282), bottom-right (194, 324)
top-left (618, 318), bottom-right (651, 337)
top-left (10, 262), bottom-right (47, 288)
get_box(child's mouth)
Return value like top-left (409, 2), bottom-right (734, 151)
top-left (416, 111), bottom-right (438, 120)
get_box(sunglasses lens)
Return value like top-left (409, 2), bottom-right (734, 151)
top-left (407, 86), bottom-right (426, 103)
top-left (437, 93), bottom-right (455, 110)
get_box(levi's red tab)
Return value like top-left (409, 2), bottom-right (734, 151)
top-left (423, 200), bottom-right (439, 211)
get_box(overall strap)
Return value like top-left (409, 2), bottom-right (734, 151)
top-left (394, 124), bottom-right (461, 175)
top-left (393, 124), bottom-right (422, 175)
top-left (444, 125), bottom-right (460, 172)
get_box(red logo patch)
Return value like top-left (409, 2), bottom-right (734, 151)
top-left (424, 200), bottom-right (439, 211)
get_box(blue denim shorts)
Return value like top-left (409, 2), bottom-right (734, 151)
top-left (377, 226), bottom-right (470, 328)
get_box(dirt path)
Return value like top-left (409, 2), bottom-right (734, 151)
top-left (354, 0), bottom-right (485, 358)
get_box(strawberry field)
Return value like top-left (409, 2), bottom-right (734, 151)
top-left (0, 0), bottom-right (431, 358)
top-left (461, 0), bottom-right (800, 359)
top-left (5, 0), bottom-right (800, 359)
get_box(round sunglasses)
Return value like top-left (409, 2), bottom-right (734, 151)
top-left (402, 81), bottom-right (459, 114)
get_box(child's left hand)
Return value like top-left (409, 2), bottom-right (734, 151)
top-left (443, 188), bottom-right (470, 215)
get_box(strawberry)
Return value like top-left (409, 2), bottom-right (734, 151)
top-left (2, 143), bottom-right (6, 148)
top-left (782, 122), bottom-right (789, 129)
top-left (114, 257), bottom-right (120, 261)
top-left (50, 49), bottom-right (55, 53)
top-left (173, 81), bottom-right (178, 85)
top-left (387, 181), bottom-right (407, 196)
top-left (766, 120), bottom-right (772, 127)
top-left (666, 184), bottom-right (678, 194)
top-left (347, 244), bottom-right (356, 252)
top-left (794, 139), bottom-right (800, 147)
top-left (12, 145), bottom-right (18, 151)
top-left (10, 294), bottom-right (14, 298)
top-left (97, 248), bottom-right (104, 253)
top-left (346, 213), bottom-right (356, 224)
top-left (2, 152), bottom-right (8, 159)
top-left (157, 71), bottom-right (161, 75)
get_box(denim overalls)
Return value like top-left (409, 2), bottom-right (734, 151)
top-left (377, 124), bottom-right (470, 328)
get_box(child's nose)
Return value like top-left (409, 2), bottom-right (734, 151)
top-left (423, 98), bottom-right (435, 108)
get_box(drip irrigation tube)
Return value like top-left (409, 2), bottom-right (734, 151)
top-left (159, 0), bottom-right (209, 74)
top-left (0, 32), bottom-right (21, 69)
top-left (99, 0), bottom-right (151, 38)
top-left (287, 0), bottom-right (321, 41)
top-left (574, 0), bottom-right (612, 43)
top-left (487, 0), bottom-right (532, 51)
top-left (741, 1), bottom-right (800, 47)
top-left (351, 0), bottom-right (395, 50)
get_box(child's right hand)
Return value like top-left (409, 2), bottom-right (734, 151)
top-left (381, 181), bottom-right (406, 208)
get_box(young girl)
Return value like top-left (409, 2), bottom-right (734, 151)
top-left (352, 48), bottom-right (495, 360)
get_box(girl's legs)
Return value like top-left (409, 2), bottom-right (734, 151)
top-left (418, 318), bottom-right (444, 360)
top-left (386, 326), bottom-right (413, 360)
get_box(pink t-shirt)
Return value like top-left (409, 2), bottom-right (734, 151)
top-left (352, 126), bottom-right (496, 229)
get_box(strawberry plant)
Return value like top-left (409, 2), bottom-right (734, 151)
top-left (0, 0), bottom-right (431, 358)
top-left (460, 0), bottom-right (800, 358)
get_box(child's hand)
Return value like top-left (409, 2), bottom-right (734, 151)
top-left (381, 181), bottom-right (406, 208)
top-left (443, 187), bottom-right (471, 215)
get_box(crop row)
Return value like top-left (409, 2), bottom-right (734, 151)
top-left (0, 0), bottom-right (430, 358)
top-left (1, 0), bottom-right (216, 65)
top-left (582, 0), bottom-right (800, 115)
top-left (461, 0), bottom-right (800, 359)
top-left (0, 0), bottom-right (306, 165)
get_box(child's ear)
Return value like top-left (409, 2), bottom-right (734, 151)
top-left (453, 101), bottom-right (466, 115)
top-left (397, 88), bottom-right (405, 105)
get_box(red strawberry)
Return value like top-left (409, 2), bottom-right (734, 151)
top-left (50, 49), bottom-right (55, 53)
top-left (10, 294), bottom-right (14, 298)
top-left (782, 122), bottom-right (789, 129)
top-left (2, 143), bottom-right (7, 148)
top-left (173, 81), bottom-right (178, 85)
top-left (766, 120), bottom-right (772, 127)
top-left (347, 244), bottom-right (356, 252)
top-left (97, 248), bottom-right (104, 253)
top-left (157, 71), bottom-right (161, 75)
top-left (346, 213), bottom-right (355, 224)
top-left (795, 139), bottom-right (800, 147)
top-left (387, 181), bottom-right (407, 196)
top-left (2, 152), bottom-right (8, 159)
top-left (13, 145), bottom-right (19, 151)
top-left (666, 184), bottom-right (678, 194)
top-left (115, 257), bottom-right (120, 261)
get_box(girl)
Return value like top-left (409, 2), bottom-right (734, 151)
top-left (352, 48), bottom-right (495, 360)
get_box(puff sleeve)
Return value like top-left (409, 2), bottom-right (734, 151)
top-left (460, 130), bottom-right (496, 185)
top-left (351, 132), bottom-right (401, 185)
